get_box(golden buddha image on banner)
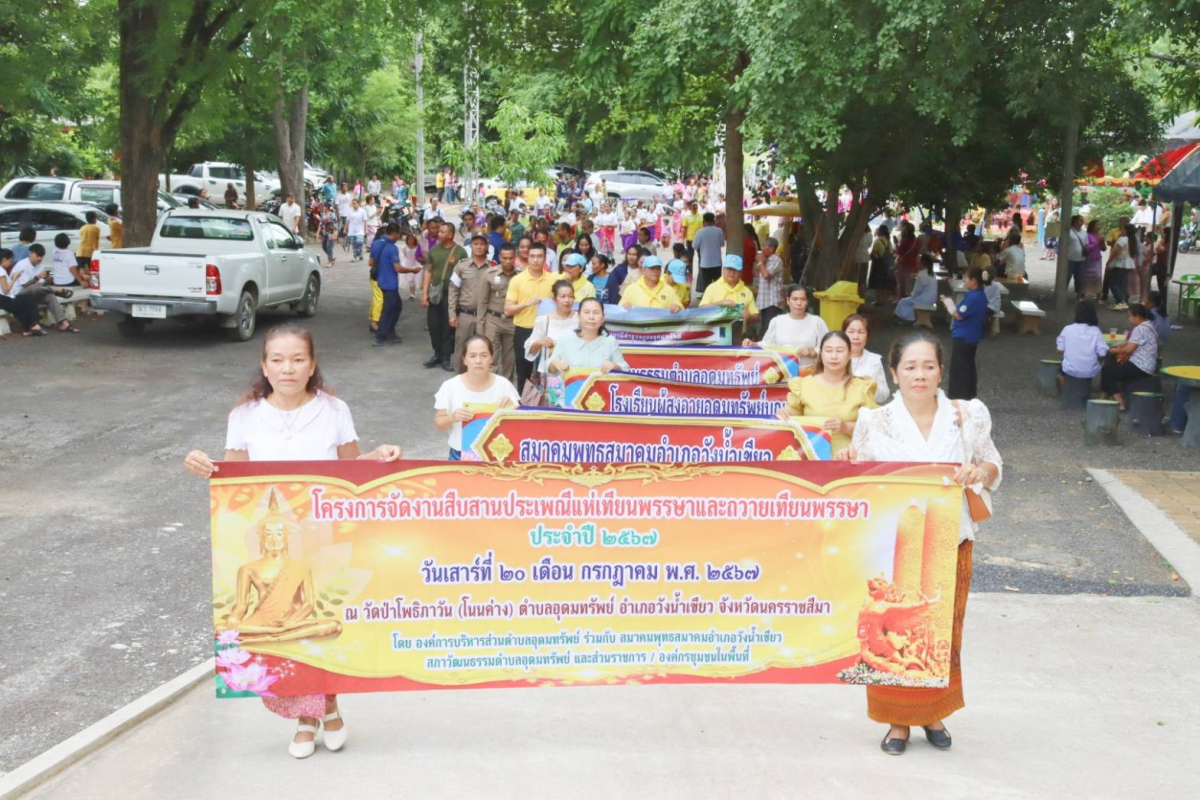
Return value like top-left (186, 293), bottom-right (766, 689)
top-left (209, 460), bottom-right (963, 698)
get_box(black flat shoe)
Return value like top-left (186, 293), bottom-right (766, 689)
top-left (880, 734), bottom-right (907, 755)
top-left (922, 726), bottom-right (952, 749)
top-left (423, 355), bottom-right (441, 368)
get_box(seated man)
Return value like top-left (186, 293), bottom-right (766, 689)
top-left (0, 246), bottom-right (65, 335)
top-left (18, 243), bottom-right (79, 333)
top-left (4, 244), bottom-right (75, 331)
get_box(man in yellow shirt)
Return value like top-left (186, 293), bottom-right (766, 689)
top-left (700, 254), bottom-right (760, 323)
top-left (504, 241), bottom-right (556, 391)
top-left (621, 256), bottom-right (681, 311)
top-left (561, 253), bottom-right (596, 299)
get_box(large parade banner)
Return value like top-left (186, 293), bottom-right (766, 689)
top-left (210, 460), bottom-right (963, 698)
top-left (464, 407), bottom-right (825, 462)
top-left (535, 301), bottom-right (739, 345)
top-left (621, 345), bottom-right (805, 385)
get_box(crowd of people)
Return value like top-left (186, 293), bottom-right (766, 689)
top-left (343, 175), bottom-right (806, 395)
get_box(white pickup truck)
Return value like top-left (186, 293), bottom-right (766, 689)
top-left (159, 162), bottom-right (280, 205)
top-left (90, 210), bottom-right (322, 341)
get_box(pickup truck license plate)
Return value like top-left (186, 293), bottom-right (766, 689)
top-left (132, 304), bottom-right (167, 319)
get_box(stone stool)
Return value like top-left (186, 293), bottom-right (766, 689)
top-left (1084, 399), bottom-right (1120, 445)
top-left (1061, 374), bottom-right (1092, 409)
top-left (1037, 359), bottom-right (1061, 397)
top-left (1129, 392), bottom-right (1164, 436)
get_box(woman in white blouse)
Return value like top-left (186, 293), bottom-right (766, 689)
top-left (743, 284), bottom-right (828, 372)
top-left (183, 324), bottom-right (401, 759)
top-left (842, 314), bottom-right (891, 404)
top-left (838, 329), bottom-right (1001, 756)
top-left (525, 279), bottom-right (579, 373)
top-left (434, 335), bottom-right (520, 459)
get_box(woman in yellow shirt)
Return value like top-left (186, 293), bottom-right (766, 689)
top-left (777, 330), bottom-right (877, 451)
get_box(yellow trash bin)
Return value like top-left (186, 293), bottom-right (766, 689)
top-left (814, 281), bottom-right (865, 332)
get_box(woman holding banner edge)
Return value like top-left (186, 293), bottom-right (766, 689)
top-left (183, 324), bottom-right (402, 759)
top-left (548, 297), bottom-right (630, 382)
top-left (837, 329), bottom-right (1002, 756)
top-left (776, 330), bottom-right (877, 452)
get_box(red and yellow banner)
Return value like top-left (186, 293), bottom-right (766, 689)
top-left (572, 371), bottom-right (792, 416)
top-left (468, 408), bottom-right (820, 462)
top-left (621, 345), bottom-right (806, 385)
top-left (210, 460), bottom-right (962, 697)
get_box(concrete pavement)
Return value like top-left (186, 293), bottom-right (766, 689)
top-left (17, 593), bottom-right (1200, 799)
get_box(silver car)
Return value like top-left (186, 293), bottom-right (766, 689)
top-left (584, 170), bottom-right (671, 202)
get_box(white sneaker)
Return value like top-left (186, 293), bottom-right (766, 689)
top-left (322, 710), bottom-right (348, 752)
top-left (288, 722), bottom-right (319, 759)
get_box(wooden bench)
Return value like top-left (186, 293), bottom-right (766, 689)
top-left (1012, 300), bottom-right (1045, 334)
top-left (913, 304), bottom-right (938, 329)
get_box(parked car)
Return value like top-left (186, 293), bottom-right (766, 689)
top-left (69, 180), bottom-right (184, 215)
top-left (0, 203), bottom-right (112, 253)
top-left (89, 209), bottom-right (321, 341)
top-left (583, 170), bottom-right (671, 203)
top-left (0, 176), bottom-right (86, 202)
top-left (479, 169), bottom-right (556, 208)
top-left (159, 163), bottom-right (280, 206)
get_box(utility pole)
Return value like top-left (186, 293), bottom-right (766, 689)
top-left (463, 1), bottom-right (480, 202)
top-left (414, 10), bottom-right (426, 208)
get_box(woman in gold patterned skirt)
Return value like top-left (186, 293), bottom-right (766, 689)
top-left (838, 329), bottom-right (1002, 754)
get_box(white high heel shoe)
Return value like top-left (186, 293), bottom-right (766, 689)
top-left (323, 710), bottom-right (348, 752)
top-left (288, 722), bottom-right (319, 759)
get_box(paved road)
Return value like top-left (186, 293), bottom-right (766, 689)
top-left (26, 594), bottom-right (1200, 799)
top-left (0, 234), bottom-right (1194, 774)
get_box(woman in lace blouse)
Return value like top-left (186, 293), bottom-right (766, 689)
top-left (837, 329), bottom-right (1002, 756)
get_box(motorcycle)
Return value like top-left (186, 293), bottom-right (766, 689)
top-left (1178, 223), bottom-right (1198, 253)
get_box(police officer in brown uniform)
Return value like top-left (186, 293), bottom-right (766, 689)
top-left (476, 241), bottom-right (518, 382)
top-left (448, 233), bottom-right (492, 371)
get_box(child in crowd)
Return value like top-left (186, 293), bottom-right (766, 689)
top-left (51, 233), bottom-right (86, 286)
top-left (75, 211), bottom-right (99, 284)
top-left (105, 203), bottom-right (123, 249)
top-left (398, 233), bottom-right (423, 300)
top-left (983, 268), bottom-right (1002, 317)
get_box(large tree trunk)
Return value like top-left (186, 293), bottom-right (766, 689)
top-left (272, 61), bottom-right (308, 233)
top-left (414, 14), bottom-right (426, 208)
top-left (244, 150), bottom-right (256, 210)
top-left (837, 197), bottom-right (869, 283)
top-left (808, 185), bottom-right (842, 290)
top-left (118, 1), bottom-right (163, 248)
top-left (1054, 115), bottom-right (1079, 309)
top-left (724, 108), bottom-right (745, 260)
top-left (724, 52), bottom-right (749, 262)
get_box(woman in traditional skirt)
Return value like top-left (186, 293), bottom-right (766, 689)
top-left (837, 329), bottom-right (1002, 755)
